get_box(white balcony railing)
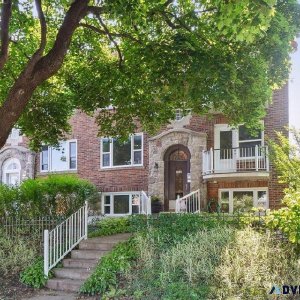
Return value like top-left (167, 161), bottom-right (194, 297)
top-left (202, 146), bottom-right (269, 175)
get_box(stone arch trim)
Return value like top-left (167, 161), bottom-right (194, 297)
top-left (0, 146), bottom-right (35, 183)
top-left (148, 129), bottom-right (207, 208)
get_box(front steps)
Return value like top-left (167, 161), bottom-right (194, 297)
top-left (46, 233), bottom-right (131, 292)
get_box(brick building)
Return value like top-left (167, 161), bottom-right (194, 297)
top-left (0, 85), bottom-right (288, 215)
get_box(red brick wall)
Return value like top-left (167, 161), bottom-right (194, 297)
top-left (36, 110), bottom-right (149, 193)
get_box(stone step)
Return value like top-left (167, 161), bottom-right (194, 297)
top-left (63, 258), bottom-right (98, 269)
top-left (79, 241), bottom-right (115, 250)
top-left (46, 278), bottom-right (84, 292)
top-left (71, 249), bottom-right (108, 260)
top-left (53, 267), bottom-right (91, 280)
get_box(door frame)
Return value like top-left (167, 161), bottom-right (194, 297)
top-left (164, 144), bottom-right (191, 211)
top-left (214, 124), bottom-right (238, 172)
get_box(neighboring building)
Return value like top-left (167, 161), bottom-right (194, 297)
top-left (0, 85), bottom-right (288, 215)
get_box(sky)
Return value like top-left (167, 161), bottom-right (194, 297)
top-left (289, 36), bottom-right (300, 129)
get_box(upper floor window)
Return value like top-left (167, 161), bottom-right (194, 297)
top-left (101, 133), bottom-right (143, 168)
top-left (238, 125), bottom-right (263, 157)
top-left (40, 140), bottom-right (77, 172)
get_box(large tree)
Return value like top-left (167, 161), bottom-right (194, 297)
top-left (0, 0), bottom-right (299, 150)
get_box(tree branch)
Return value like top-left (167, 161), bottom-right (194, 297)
top-left (97, 16), bottom-right (124, 69)
top-left (0, 0), bottom-right (12, 71)
top-left (35, 0), bottom-right (47, 54)
top-left (80, 22), bottom-right (142, 44)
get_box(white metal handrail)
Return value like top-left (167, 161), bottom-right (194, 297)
top-left (141, 191), bottom-right (152, 215)
top-left (44, 201), bottom-right (88, 276)
top-left (175, 189), bottom-right (201, 213)
top-left (203, 146), bottom-right (269, 175)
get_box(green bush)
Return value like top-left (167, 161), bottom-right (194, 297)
top-left (88, 217), bottom-right (131, 238)
top-left (0, 175), bottom-right (98, 218)
top-left (80, 239), bottom-right (137, 295)
top-left (0, 232), bottom-right (37, 276)
top-left (266, 190), bottom-right (300, 244)
top-left (20, 257), bottom-right (52, 288)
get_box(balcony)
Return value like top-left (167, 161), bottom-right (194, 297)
top-left (202, 146), bottom-right (269, 180)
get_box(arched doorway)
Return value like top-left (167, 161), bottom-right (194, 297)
top-left (164, 145), bottom-right (191, 211)
top-left (2, 158), bottom-right (21, 186)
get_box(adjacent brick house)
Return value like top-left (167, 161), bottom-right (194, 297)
top-left (0, 85), bottom-right (288, 215)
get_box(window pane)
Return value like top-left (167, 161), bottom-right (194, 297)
top-left (69, 142), bottom-right (77, 169)
top-left (51, 142), bottom-right (68, 171)
top-left (133, 151), bottom-right (142, 165)
top-left (102, 138), bottom-right (110, 152)
top-left (114, 195), bottom-right (129, 214)
top-left (104, 195), bottom-right (110, 205)
top-left (41, 146), bottom-right (49, 170)
top-left (132, 205), bottom-right (139, 214)
top-left (233, 191), bottom-right (253, 213)
top-left (220, 191), bottom-right (229, 213)
top-left (103, 153), bottom-right (110, 167)
top-left (257, 191), bottom-right (268, 209)
top-left (104, 206), bottom-right (110, 214)
top-left (113, 138), bottom-right (131, 166)
top-left (239, 125), bottom-right (261, 141)
top-left (134, 135), bottom-right (142, 150)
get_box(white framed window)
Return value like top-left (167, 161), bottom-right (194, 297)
top-left (100, 133), bottom-right (143, 168)
top-left (219, 188), bottom-right (268, 213)
top-left (238, 125), bottom-right (263, 158)
top-left (40, 139), bottom-right (77, 172)
top-left (102, 192), bottom-right (141, 215)
top-left (2, 158), bottom-right (21, 186)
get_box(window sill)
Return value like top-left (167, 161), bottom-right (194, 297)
top-left (99, 165), bottom-right (145, 171)
top-left (37, 170), bottom-right (78, 176)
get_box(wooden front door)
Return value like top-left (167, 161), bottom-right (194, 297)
top-left (168, 160), bottom-right (189, 200)
top-left (164, 145), bottom-right (191, 211)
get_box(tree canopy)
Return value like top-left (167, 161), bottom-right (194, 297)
top-left (0, 0), bottom-right (299, 150)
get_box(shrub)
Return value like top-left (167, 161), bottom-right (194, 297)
top-left (0, 175), bottom-right (98, 218)
top-left (88, 217), bottom-right (131, 238)
top-left (214, 227), bottom-right (300, 299)
top-left (80, 239), bottom-right (137, 295)
top-left (266, 190), bottom-right (300, 244)
top-left (0, 231), bottom-right (37, 276)
top-left (20, 257), bottom-right (52, 288)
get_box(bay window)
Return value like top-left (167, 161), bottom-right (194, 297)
top-left (40, 140), bottom-right (77, 172)
top-left (101, 134), bottom-right (143, 168)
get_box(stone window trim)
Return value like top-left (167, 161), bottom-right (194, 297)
top-left (100, 133), bottom-right (144, 169)
top-left (101, 191), bottom-right (141, 216)
top-left (40, 139), bottom-right (78, 173)
top-left (218, 187), bottom-right (269, 214)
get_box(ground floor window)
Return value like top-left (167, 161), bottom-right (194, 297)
top-left (219, 188), bottom-right (268, 213)
top-left (102, 192), bottom-right (141, 215)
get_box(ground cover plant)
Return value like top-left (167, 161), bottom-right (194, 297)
top-left (80, 214), bottom-right (300, 300)
top-left (88, 217), bottom-right (131, 238)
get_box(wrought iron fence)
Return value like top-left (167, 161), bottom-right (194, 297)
top-left (0, 216), bottom-right (63, 252)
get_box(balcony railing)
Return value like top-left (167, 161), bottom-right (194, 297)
top-left (203, 146), bottom-right (269, 175)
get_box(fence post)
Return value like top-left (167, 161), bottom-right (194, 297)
top-left (84, 201), bottom-right (88, 240)
top-left (44, 230), bottom-right (49, 276)
top-left (255, 145), bottom-right (259, 171)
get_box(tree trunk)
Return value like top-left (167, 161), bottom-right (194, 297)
top-left (0, 0), bottom-right (89, 149)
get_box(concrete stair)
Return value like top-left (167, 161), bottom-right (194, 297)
top-left (46, 233), bottom-right (131, 292)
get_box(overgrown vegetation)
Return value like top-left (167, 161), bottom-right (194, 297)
top-left (80, 214), bottom-right (300, 299)
top-left (266, 129), bottom-right (300, 244)
top-left (88, 217), bottom-right (131, 238)
top-left (80, 239), bottom-right (137, 295)
top-left (0, 175), bottom-right (98, 218)
top-left (20, 257), bottom-right (52, 288)
top-left (0, 230), bottom-right (37, 277)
